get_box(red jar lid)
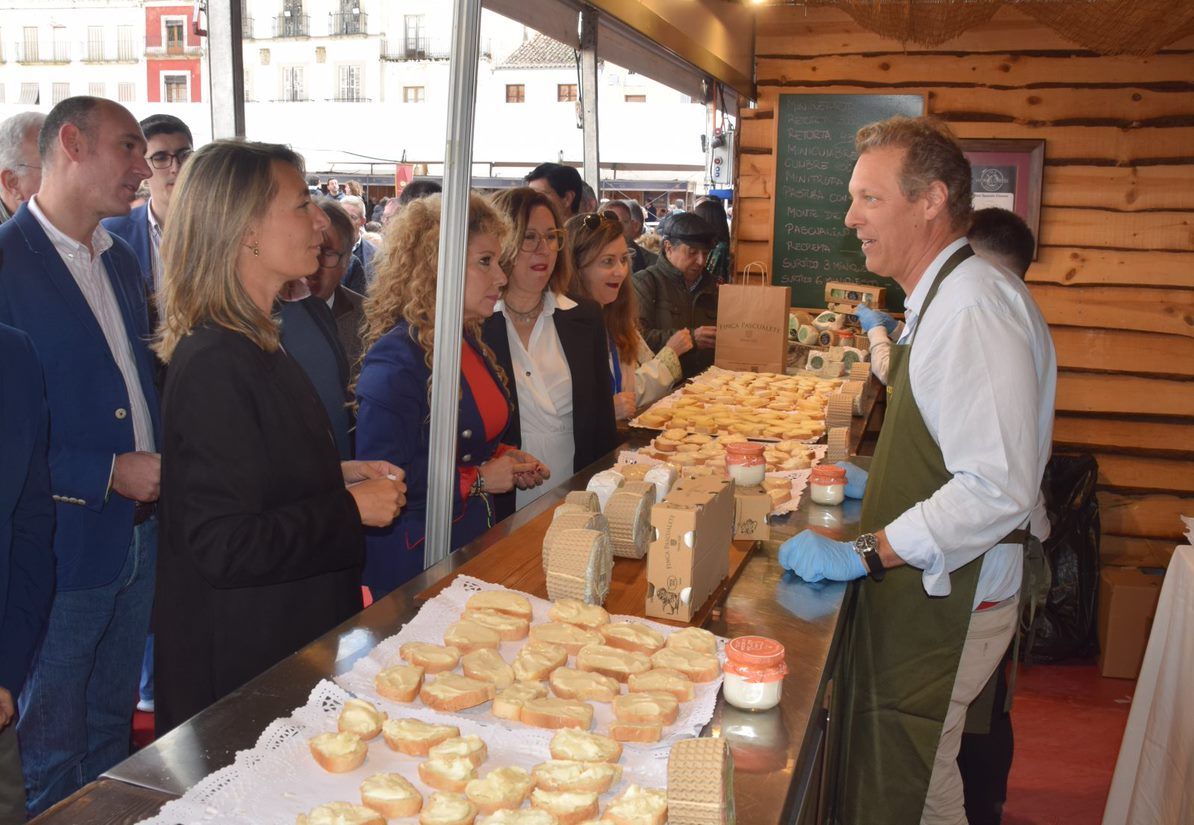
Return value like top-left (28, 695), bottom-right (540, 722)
top-left (725, 442), bottom-right (765, 458)
top-left (725, 635), bottom-right (786, 669)
top-left (810, 464), bottom-right (847, 484)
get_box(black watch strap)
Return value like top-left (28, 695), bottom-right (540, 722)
top-left (854, 533), bottom-right (886, 581)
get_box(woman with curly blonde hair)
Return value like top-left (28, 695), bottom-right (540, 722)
top-left (356, 192), bottom-right (549, 596)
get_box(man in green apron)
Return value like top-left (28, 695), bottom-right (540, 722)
top-left (778, 117), bottom-right (1057, 825)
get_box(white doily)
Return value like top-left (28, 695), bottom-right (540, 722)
top-left (140, 679), bottom-right (665, 824)
top-left (335, 576), bottom-right (726, 761)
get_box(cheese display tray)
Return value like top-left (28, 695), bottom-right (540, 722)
top-left (336, 576), bottom-right (727, 753)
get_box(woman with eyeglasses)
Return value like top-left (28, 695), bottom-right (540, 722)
top-left (481, 188), bottom-right (617, 518)
top-left (356, 192), bottom-right (550, 596)
top-left (565, 212), bottom-right (692, 421)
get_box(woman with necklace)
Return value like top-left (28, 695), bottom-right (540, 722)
top-left (482, 188), bottom-right (617, 519)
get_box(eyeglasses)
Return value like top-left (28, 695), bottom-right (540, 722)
top-left (317, 247), bottom-right (345, 266)
top-left (520, 229), bottom-right (566, 253)
top-left (580, 211), bottom-right (621, 230)
top-left (147, 149), bottom-right (193, 170)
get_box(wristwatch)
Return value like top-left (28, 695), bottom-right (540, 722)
top-left (853, 533), bottom-right (886, 581)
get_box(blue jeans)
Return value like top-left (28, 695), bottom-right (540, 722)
top-left (17, 518), bottom-right (156, 815)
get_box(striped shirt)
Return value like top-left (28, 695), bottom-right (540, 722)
top-left (28, 196), bottom-right (155, 453)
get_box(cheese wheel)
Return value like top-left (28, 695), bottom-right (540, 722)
top-left (668, 737), bottom-right (734, 824)
top-left (543, 512), bottom-right (609, 571)
top-left (544, 528), bottom-right (613, 606)
top-left (564, 490), bottom-right (601, 512)
top-left (585, 470), bottom-right (625, 511)
top-left (604, 489), bottom-right (652, 560)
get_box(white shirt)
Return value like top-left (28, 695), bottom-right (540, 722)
top-left (146, 197), bottom-right (164, 292)
top-left (28, 196), bottom-right (155, 455)
top-left (498, 292), bottom-right (576, 509)
top-left (884, 237), bottom-right (1056, 607)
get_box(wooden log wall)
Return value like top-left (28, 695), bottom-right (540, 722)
top-left (735, 6), bottom-right (1194, 568)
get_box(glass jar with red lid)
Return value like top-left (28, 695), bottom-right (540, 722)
top-left (725, 442), bottom-right (766, 487)
top-left (723, 635), bottom-right (788, 711)
top-left (809, 464), bottom-right (847, 506)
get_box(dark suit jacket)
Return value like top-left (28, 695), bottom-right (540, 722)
top-left (343, 238), bottom-right (376, 294)
top-left (0, 325), bottom-right (54, 696)
top-left (355, 322), bottom-right (511, 596)
top-left (278, 296), bottom-right (352, 459)
top-left (101, 202), bottom-right (154, 291)
top-left (0, 204), bottom-right (161, 591)
top-left (155, 324), bottom-right (364, 734)
top-left (330, 285), bottom-right (365, 373)
top-left (481, 296), bottom-right (618, 522)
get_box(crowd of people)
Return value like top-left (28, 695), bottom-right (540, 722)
top-left (0, 98), bottom-right (729, 821)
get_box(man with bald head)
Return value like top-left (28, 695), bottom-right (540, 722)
top-left (0, 96), bottom-right (159, 815)
top-left (0, 112), bottom-right (45, 225)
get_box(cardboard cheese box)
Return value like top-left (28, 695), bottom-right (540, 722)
top-left (733, 485), bottom-right (771, 541)
top-left (645, 475), bottom-right (735, 622)
top-left (1097, 566), bottom-right (1163, 679)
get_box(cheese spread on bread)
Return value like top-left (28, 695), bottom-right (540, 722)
top-left (297, 801), bottom-right (384, 825)
top-left (419, 792), bottom-right (476, 825)
top-left (548, 729), bottom-right (622, 763)
top-left (310, 732), bottom-right (364, 758)
top-left (359, 772), bottom-right (420, 802)
top-left (600, 622), bottom-right (665, 654)
top-left (512, 642), bottom-right (568, 681)
top-left (547, 599), bottom-right (610, 629)
top-left (338, 699), bottom-right (386, 737)
top-left (465, 590), bottom-right (533, 620)
top-left (428, 735), bottom-right (488, 767)
top-left (400, 642), bottom-right (461, 672)
top-left (664, 626), bottom-right (718, 655)
top-left (530, 759), bottom-right (622, 792)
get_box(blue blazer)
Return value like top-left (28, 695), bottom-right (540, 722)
top-left (101, 202), bottom-right (154, 291)
top-left (355, 322), bottom-right (510, 596)
top-left (0, 204), bottom-right (161, 591)
top-left (0, 325), bottom-right (54, 696)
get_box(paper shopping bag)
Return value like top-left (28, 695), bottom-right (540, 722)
top-left (714, 263), bottom-right (791, 374)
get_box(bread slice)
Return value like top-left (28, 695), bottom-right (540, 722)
top-left (375, 664), bottom-right (425, 703)
top-left (428, 735), bottom-right (488, 769)
top-left (664, 626), bottom-right (718, 655)
top-left (359, 772), bottom-right (423, 819)
top-left (575, 645), bottom-right (652, 684)
top-left (512, 641), bottom-right (568, 682)
top-left (492, 681), bottom-right (548, 721)
top-left (400, 642), bottom-right (462, 674)
top-left (444, 620), bottom-right (502, 654)
top-left (548, 668), bottom-right (620, 703)
top-left (528, 623), bottom-right (604, 657)
top-left (530, 788), bottom-right (599, 825)
top-left (613, 692), bottom-right (679, 726)
top-left (598, 623), bottom-right (666, 656)
top-left (609, 722), bottom-right (663, 744)
top-left (627, 668), bottom-right (694, 703)
top-left (461, 648), bottom-right (515, 691)
top-left (519, 696), bottom-right (594, 730)
top-left (421, 674), bottom-right (497, 713)
top-left (464, 766), bottom-right (533, 814)
top-left (418, 754), bottom-right (478, 793)
top-left (418, 792), bottom-right (478, 825)
top-left (548, 729), bottom-right (622, 764)
top-left (649, 647), bottom-right (721, 683)
top-left (463, 608), bottom-right (530, 641)
top-left (297, 801), bottom-right (385, 825)
top-left (530, 759), bottom-right (623, 793)
top-left (381, 717), bottom-right (460, 756)
top-left (338, 698), bottom-right (387, 739)
top-left (602, 785), bottom-right (667, 825)
top-left (465, 590), bottom-right (533, 621)
top-left (547, 599), bottom-right (610, 630)
top-left (477, 810), bottom-right (560, 825)
top-left (309, 731), bottom-right (368, 773)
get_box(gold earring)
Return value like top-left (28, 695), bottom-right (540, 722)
top-left (252, 242), bottom-right (260, 257)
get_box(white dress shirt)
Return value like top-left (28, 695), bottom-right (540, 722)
top-left (146, 197), bottom-right (164, 293)
top-left (498, 291), bottom-right (576, 509)
top-left (28, 196), bottom-right (155, 455)
top-left (884, 237), bottom-right (1057, 608)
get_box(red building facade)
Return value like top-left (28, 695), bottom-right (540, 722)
top-left (145, 3), bottom-right (202, 102)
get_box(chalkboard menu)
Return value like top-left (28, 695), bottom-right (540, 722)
top-left (770, 93), bottom-right (925, 312)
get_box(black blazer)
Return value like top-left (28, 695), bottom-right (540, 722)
top-left (154, 324), bottom-right (364, 735)
top-left (482, 296), bottom-right (618, 521)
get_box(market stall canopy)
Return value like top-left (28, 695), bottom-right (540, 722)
top-left (769, 0), bottom-right (1194, 56)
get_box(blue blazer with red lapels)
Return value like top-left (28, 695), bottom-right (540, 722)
top-left (355, 321), bottom-right (512, 597)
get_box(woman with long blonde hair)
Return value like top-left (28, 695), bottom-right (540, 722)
top-left (481, 188), bottom-right (617, 519)
top-left (565, 212), bottom-right (691, 420)
top-left (356, 192), bottom-right (549, 597)
top-left (153, 140), bottom-right (405, 735)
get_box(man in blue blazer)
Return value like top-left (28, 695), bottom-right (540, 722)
top-left (0, 324), bottom-right (54, 825)
top-left (0, 96), bottom-right (158, 815)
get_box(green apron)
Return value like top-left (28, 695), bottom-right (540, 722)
top-left (835, 245), bottom-right (982, 824)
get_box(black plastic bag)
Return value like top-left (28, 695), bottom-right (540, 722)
top-left (1021, 454), bottom-right (1101, 663)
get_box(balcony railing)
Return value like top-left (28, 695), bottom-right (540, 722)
top-left (273, 14), bottom-right (310, 38)
top-left (329, 12), bottom-right (367, 36)
top-left (145, 42), bottom-right (201, 58)
top-left (379, 37), bottom-right (449, 61)
top-left (15, 42), bottom-right (71, 63)
top-left (330, 95), bottom-right (371, 102)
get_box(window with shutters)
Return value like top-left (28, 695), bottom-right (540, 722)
top-left (403, 15), bottom-right (426, 58)
top-left (118, 82), bottom-right (135, 102)
top-left (19, 83), bottom-right (38, 104)
top-left (89, 82), bottom-right (106, 98)
top-left (282, 66), bottom-right (304, 102)
top-left (557, 84), bottom-right (577, 102)
top-left (88, 26), bottom-right (104, 61)
top-left (337, 65), bottom-right (361, 102)
top-left (52, 27), bottom-right (68, 62)
top-left (118, 26), bottom-right (135, 61)
top-left (505, 84), bottom-right (525, 103)
top-left (52, 82), bottom-right (69, 104)
top-left (163, 74), bottom-right (188, 103)
top-left (403, 85), bottom-right (424, 103)
top-left (22, 27), bottom-right (38, 62)
top-left (165, 18), bottom-right (185, 54)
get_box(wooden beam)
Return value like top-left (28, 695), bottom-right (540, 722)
top-left (1100, 534), bottom-right (1178, 567)
top-left (1098, 492), bottom-right (1192, 537)
top-left (1092, 454), bottom-right (1194, 493)
top-left (1050, 327), bottom-right (1194, 377)
top-left (1027, 247), bottom-right (1194, 289)
top-left (1042, 166), bottom-right (1194, 211)
top-left (1056, 372), bottom-right (1194, 416)
top-left (1037, 207), bottom-right (1193, 251)
top-left (1029, 284), bottom-right (1194, 339)
top-left (1053, 416), bottom-right (1194, 454)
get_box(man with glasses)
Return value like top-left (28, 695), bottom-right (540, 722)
top-left (0, 112), bottom-right (45, 226)
top-left (103, 114), bottom-right (193, 300)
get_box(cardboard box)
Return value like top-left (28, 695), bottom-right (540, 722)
top-left (1097, 567), bottom-right (1163, 679)
top-left (733, 485), bottom-right (771, 541)
top-left (645, 475), bottom-right (735, 622)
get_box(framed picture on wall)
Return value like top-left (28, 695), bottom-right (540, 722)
top-left (960, 138), bottom-right (1045, 260)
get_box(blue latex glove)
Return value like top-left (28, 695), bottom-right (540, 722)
top-left (836, 461), bottom-right (869, 500)
top-left (777, 530), bottom-right (866, 584)
top-left (855, 304), bottom-right (899, 336)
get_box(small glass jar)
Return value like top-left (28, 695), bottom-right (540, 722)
top-left (725, 442), bottom-right (766, 487)
top-left (723, 636), bottom-right (787, 711)
top-left (809, 464), bottom-right (847, 506)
